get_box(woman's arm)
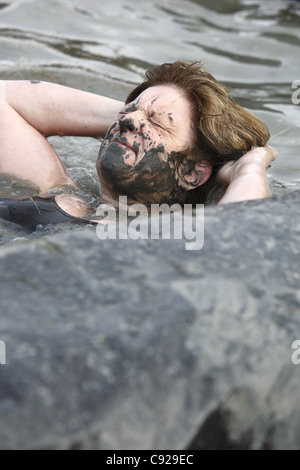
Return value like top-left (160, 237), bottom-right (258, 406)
top-left (2, 80), bottom-right (123, 138)
top-left (217, 146), bottom-right (278, 205)
top-left (0, 80), bottom-right (124, 193)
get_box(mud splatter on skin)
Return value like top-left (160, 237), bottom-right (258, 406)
top-left (132, 142), bottom-right (141, 162)
top-left (179, 160), bottom-right (203, 187)
top-left (119, 118), bottom-right (135, 134)
top-left (168, 151), bottom-right (178, 163)
top-left (106, 122), bottom-right (118, 134)
top-left (98, 140), bottom-right (184, 206)
top-left (97, 88), bottom-right (197, 205)
top-left (182, 160), bottom-right (196, 177)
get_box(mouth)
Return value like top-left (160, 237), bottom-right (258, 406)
top-left (114, 138), bottom-right (133, 151)
top-left (113, 138), bottom-right (140, 162)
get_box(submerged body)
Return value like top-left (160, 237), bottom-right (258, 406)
top-left (0, 62), bottom-right (277, 231)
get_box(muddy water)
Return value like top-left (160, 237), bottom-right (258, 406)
top-left (0, 0), bottom-right (299, 240)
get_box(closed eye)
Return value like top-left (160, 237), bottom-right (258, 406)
top-left (148, 110), bottom-right (165, 129)
top-left (149, 118), bottom-right (163, 128)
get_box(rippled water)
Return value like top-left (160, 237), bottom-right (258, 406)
top-left (0, 0), bottom-right (299, 202)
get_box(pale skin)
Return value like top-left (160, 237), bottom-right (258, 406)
top-left (0, 80), bottom-right (277, 218)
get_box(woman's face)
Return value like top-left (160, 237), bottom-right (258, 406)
top-left (97, 84), bottom-right (196, 205)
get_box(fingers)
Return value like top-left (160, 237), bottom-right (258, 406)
top-left (218, 145), bottom-right (278, 185)
top-left (265, 145), bottom-right (278, 160)
top-left (250, 145), bottom-right (278, 168)
top-left (264, 145), bottom-right (278, 168)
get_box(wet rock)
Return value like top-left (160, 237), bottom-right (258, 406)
top-left (0, 190), bottom-right (300, 450)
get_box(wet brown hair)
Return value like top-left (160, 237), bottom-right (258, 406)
top-left (126, 60), bottom-right (270, 205)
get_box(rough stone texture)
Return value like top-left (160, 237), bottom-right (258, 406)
top-left (0, 190), bottom-right (300, 450)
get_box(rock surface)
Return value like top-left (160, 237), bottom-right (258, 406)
top-left (0, 190), bottom-right (300, 450)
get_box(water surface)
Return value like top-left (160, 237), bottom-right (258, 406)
top-left (0, 0), bottom-right (299, 240)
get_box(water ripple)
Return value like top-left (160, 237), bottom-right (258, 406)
top-left (0, 0), bottom-right (299, 190)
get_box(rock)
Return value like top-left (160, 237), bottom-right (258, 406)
top-left (0, 190), bottom-right (300, 450)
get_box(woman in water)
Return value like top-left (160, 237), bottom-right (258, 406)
top-left (0, 61), bottom-right (277, 231)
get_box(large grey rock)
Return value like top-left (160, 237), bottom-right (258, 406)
top-left (0, 190), bottom-right (300, 450)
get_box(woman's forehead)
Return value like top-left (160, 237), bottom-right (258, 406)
top-left (136, 84), bottom-right (189, 110)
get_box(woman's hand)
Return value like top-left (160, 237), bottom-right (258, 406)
top-left (217, 146), bottom-right (278, 204)
top-left (217, 146), bottom-right (278, 187)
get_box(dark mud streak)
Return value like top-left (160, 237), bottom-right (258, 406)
top-left (99, 142), bottom-right (182, 205)
top-left (119, 118), bottom-right (135, 134)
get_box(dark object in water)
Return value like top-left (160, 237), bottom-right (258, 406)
top-left (0, 195), bottom-right (94, 233)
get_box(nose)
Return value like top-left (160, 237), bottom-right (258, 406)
top-left (119, 117), bottom-right (136, 134)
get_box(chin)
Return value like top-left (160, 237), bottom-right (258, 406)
top-left (96, 142), bottom-right (182, 206)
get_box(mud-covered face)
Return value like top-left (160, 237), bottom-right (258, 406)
top-left (97, 85), bottom-right (195, 205)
